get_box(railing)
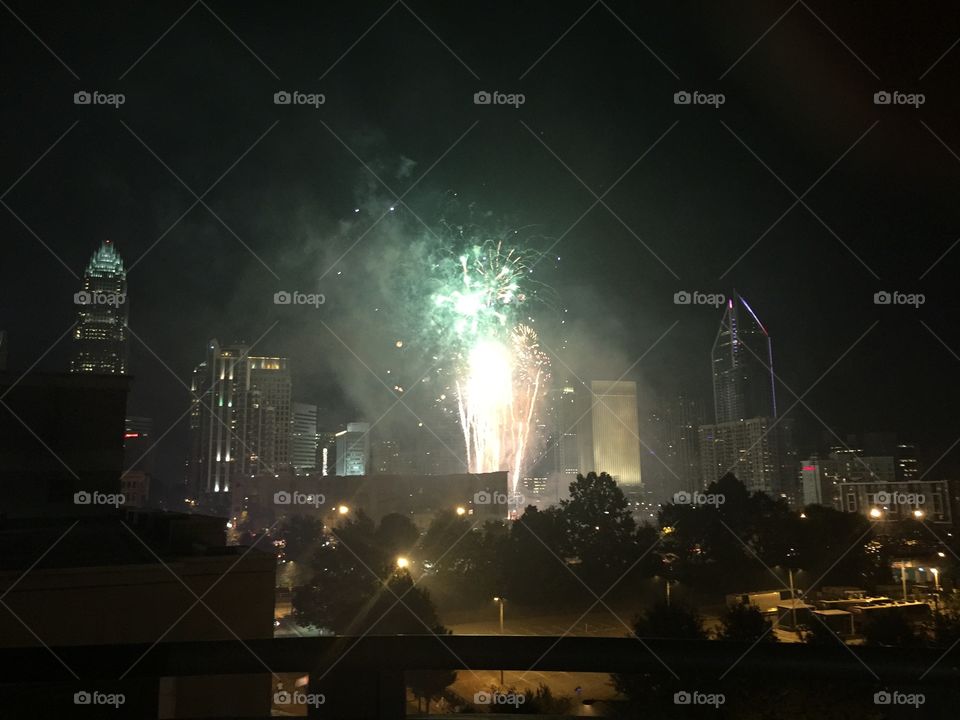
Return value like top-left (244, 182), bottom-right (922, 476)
top-left (1, 635), bottom-right (955, 718)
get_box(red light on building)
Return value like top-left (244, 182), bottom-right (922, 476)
top-left (124, 432), bottom-right (140, 439)
top-left (802, 465), bottom-right (816, 472)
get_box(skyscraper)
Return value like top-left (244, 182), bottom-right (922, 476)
top-left (581, 380), bottom-right (642, 489)
top-left (291, 402), bottom-right (318, 473)
top-left (711, 291), bottom-right (776, 423)
top-left (70, 240), bottom-right (128, 375)
top-left (700, 292), bottom-right (792, 497)
top-left (336, 422), bottom-right (371, 476)
top-left (645, 393), bottom-right (705, 501)
top-left (186, 340), bottom-right (291, 510)
top-left (536, 376), bottom-right (590, 502)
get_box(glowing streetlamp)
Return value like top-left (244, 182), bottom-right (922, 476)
top-left (338, 505), bottom-right (350, 515)
top-left (913, 509), bottom-right (925, 520)
top-left (493, 597), bottom-right (505, 684)
top-left (869, 507), bottom-right (883, 520)
top-left (396, 556), bottom-right (409, 570)
top-left (456, 506), bottom-right (466, 516)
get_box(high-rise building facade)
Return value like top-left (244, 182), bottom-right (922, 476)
top-left (123, 416), bottom-right (154, 474)
top-left (336, 422), bottom-right (371, 476)
top-left (801, 445), bottom-right (950, 523)
top-left (317, 431), bottom-right (337, 476)
top-left (70, 240), bottom-right (128, 375)
top-left (700, 292), bottom-right (794, 497)
top-left (582, 380), bottom-right (642, 488)
top-left (291, 402), bottom-right (318, 473)
top-left (186, 340), bottom-right (291, 508)
top-left (699, 417), bottom-right (783, 495)
top-left (711, 291), bottom-right (776, 423)
top-left (644, 393), bottom-right (705, 502)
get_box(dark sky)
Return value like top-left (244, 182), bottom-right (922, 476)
top-left (3, 1), bottom-right (960, 487)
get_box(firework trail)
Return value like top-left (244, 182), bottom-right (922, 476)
top-left (432, 239), bottom-right (551, 500)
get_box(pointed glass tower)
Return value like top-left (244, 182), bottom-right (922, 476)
top-left (70, 240), bottom-right (129, 374)
top-left (710, 290), bottom-right (776, 424)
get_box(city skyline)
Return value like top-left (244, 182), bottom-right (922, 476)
top-left (27, 246), bottom-right (959, 509)
top-left (4, 4), bottom-right (960, 717)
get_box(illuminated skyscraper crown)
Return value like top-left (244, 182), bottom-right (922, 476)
top-left (85, 239), bottom-right (125, 277)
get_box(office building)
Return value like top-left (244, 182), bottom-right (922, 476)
top-left (123, 416), bottom-right (154, 473)
top-left (0, 370), bottom-right (130, 518)
top-left (700, 292), bottom-right (794, 496)
top-left (291, 402), bottom-right (318, 473)
top-left (70, 240), bottom-right (128, 375)
top-left (645, 393), bottom-right (705, 501)
top-left (700, 417), bottom-right (784, 495)
top-left (801, 440), bottom-right (948, 522)
top-left (336, 422), bottom-right (371, 476)
top-left (579, 380), bottom-right (642, 489)
top-left (186, 340), bottom-right (291, 511)
top-left (317, 431), bottom-right (337, 476)
top-left (711, 291), bottom-right (776, 423)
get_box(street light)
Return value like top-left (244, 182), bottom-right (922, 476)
top-left (396, 556), bottom-right (409, 570)
top-left (493, 597), bottom-right (505, 684)
top-left (899, 562), bottom-right (910, 601)
top-left (869, 507), bottom-right (883, 519)
top-left (913, 509), bottom-right (925, 520)
top-left (456, 506), bottom-right (466, 516)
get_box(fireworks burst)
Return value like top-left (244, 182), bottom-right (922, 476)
top-left (431, 239), bottom-right (551, 503)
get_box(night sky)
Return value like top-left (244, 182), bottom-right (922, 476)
top-left (3, 1), bottom-right (960, 488)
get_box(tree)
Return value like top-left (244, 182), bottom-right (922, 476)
top-left (418, 511), bottom-right (502, 607)
top-left (488, 683), bottom-right (571, 714)
top-left (560, 472), bottom-right (637, 588)
top-left (294, 513), bottom-right (451, 641)
top-left (930, 594), bottom-right (960, 649)
top-left (375, 512), bottom-right (419, 559)
top-left (717, 604), bottom-right (777, 643)
top-left (502, 506), bottom-right (582, 606)
top-left (408, 661), bottom-right (458, 715)
top-left (632, 602), bottom-right (707, 640)
top-left (278, 514), bottom-right (324, 563)
top-left (611, 603), bottom-right (707, 714)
